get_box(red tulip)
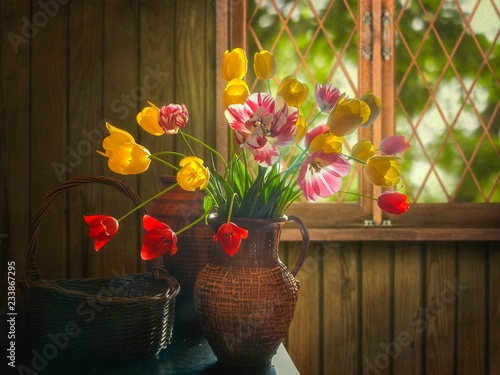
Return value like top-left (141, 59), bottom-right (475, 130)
top-left (377, 191), bottom-right (410, 215)
top-left (141, 215), bottom-right (178, 260)
top-left (213, 222), bottom-right (249, 256)
top-left (84, 215), bottom-right (119, 251)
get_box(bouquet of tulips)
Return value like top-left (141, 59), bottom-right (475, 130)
top-left (84, 48), bottom-right (410, 259)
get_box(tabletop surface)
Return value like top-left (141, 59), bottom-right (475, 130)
top-left (3, 310), bottom-right (300, 375)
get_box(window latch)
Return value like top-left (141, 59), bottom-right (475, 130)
top-left (362, 11), bottom-right (373, 61)
top-left (382, 10), bottom-right (392, 61)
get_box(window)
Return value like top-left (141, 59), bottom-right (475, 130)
top-left (216, 0), bottom-right (500, 239)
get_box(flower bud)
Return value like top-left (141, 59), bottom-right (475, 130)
top-left (327, 96), bottom-right (370, 136)
top-left (377, 191), bottom-right (410, 215)
top-left (379, 135), bottom-right (410, 155)
top-left (314, 83), bottom-right (341, 113)
top-left (351, 139), bottom-right (375, 162)
top-left (254, 50), bottom-right (277, 80)
top-left (222, 48), bottom-right (248, 81)
top-left (364, 155), bottom-right (401, 186)
top-left (158, 104), bottom-right (189, 134)
top-left (277, 75), bottom-right (309, 107)
top-left (223, 78), bottom-right (250, 108)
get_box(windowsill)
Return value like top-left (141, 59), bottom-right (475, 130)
top-left (283, 202), bottom-right (500, 241)
top-left (281, 226), bottom-right (500, 242)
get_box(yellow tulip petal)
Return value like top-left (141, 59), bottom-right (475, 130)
top-left (179, 156), bottom-right (205, 167)
top-left (101, 123), bottom-right (136, 156)
top-left (106, 122), bottom-right (136, 142)
top-left (223, 78), bottom-right (250, 108)
top-left (107, 143), bottom-right (151, 175)
top-left (360, 92), bottom-right (382, 128)
top-left (277, 75), bottom-right (309, 107)
top-left (222, 48), bottom-right (248, 81)
top-left (177, 156), bottom-right (210, 191)
top-left (327, 99), bottom-right (370, 136)
top-left (294, 111), bottom-right (307, 144)
top-left (137, 106), bottom-right (163, 136)
top-left (254, 50), bottom-right (277, 80)
top-left (308, 133), bottom-right (343, 154)
top-left (351, 139), bottom-right (375, 162)
top-left (364, 155), bottom-right (401, 186)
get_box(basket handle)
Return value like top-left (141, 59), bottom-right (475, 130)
top-left (286, 215), bottom-right (310, 277)
top-left (25, 176), bottom-right (166, 285)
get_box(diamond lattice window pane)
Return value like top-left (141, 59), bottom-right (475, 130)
top-left (395, 0), bottom-right (500, 203)
top-left (247, 0), bottom-right (360, 202)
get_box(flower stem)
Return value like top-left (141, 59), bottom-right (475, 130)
top-left (150, 151), bottom-right (187, 159)
top-left (267, 79), bottom-right (273, 96)
top-left (149, 155), bottom-right (180, 171)
top-left (117, 183), bottom-right (180, 222)
top-left (176, 211), bottom-right (208, 236)
top-left (181, 131), bottom-right (228, 168)
top-left (178, 130), bottom-right (196, 157)
top-left (308, 110), bottom-right (322, 126)
top-left (343, 153), bottom-right (367, 165)
top-left (337, 190), bottom-right (377, 201)
top-left (226, 193), bottom-right (237, 224)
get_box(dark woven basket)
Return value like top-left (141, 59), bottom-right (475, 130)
top-left (19, 176), bottom-right (180, 359)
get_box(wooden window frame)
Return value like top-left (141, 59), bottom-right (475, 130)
top-left (215, 0), bottom-right (500, 241)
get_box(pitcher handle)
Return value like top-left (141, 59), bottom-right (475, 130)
top-left (287, 215), bottom-right (310, 277)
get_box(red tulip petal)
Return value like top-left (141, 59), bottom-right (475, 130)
top-left (213, 222), bottom-right (248, 256)
top-left (141, 218), bottom-right (178, 260)
top-left (84, 214), bottom-right (119, 251)
top-left (377, 191), bottom-right (410, 215)
top-left (142, 214), bottom-right (168, 231)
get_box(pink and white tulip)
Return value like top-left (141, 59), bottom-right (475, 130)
top-left (314, 83), bottom-right (341, 113)
top-left (224, 93), bottom-right (298, 167)
top-left (298, 150), bottom-right (351, 202)
top-left (379, 135), bottom-right (410, 155)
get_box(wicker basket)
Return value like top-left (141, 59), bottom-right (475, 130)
top-left (19, 176), bottom-right (180, 359)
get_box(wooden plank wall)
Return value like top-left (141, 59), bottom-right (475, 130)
top-left (284, 241), bottom-right (500, 375)
top-left (1, 0), bottom-right (217, 283)
top-left (1, 2), bottom-right (499, 374)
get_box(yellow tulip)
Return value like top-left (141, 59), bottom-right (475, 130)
top-left (327, 96), bottom-right (371, 136)
top-left (294, 110), bottom-right (307, 144)
top-left (276, 75), bottom-right (309, 107)
top-left (100, 122), bottom-right (135, 156)
top-left (254, 50), bottom-right (277, 80)
top-left (98, 122), bottom-right (151, 175)
top-left (136, 101), bottom-right (162, 136)
top-left (360, 92), bottom-right (382, 128)
top-left (176, 156), bottom-right (210, 191)
top-left (223, 79), bottom-right (250, 108)
top-left (308, 133), bottom-right (343, 154)
top-left (364, 155), bottom-right (401, 186)
top-left (222, 48), bottom-right (247, 82)
top-left (351, 139), bottom-right (375, 162)
top-left (106, 143), bottom-right (151, 175)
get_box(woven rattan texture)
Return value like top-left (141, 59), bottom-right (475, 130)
top-left (19, 176), bottom-right (180, 359)
top-left (194, 263), bottom-right (299, 366)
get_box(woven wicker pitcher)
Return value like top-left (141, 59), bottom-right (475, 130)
top-left (193, 214), bottom-right (309, 367)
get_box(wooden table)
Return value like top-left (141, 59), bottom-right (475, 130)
top-left (3, 321), bottom-right (300, 375)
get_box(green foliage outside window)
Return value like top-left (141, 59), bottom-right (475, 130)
top-left (247, 0), bottom-right (499, 204)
